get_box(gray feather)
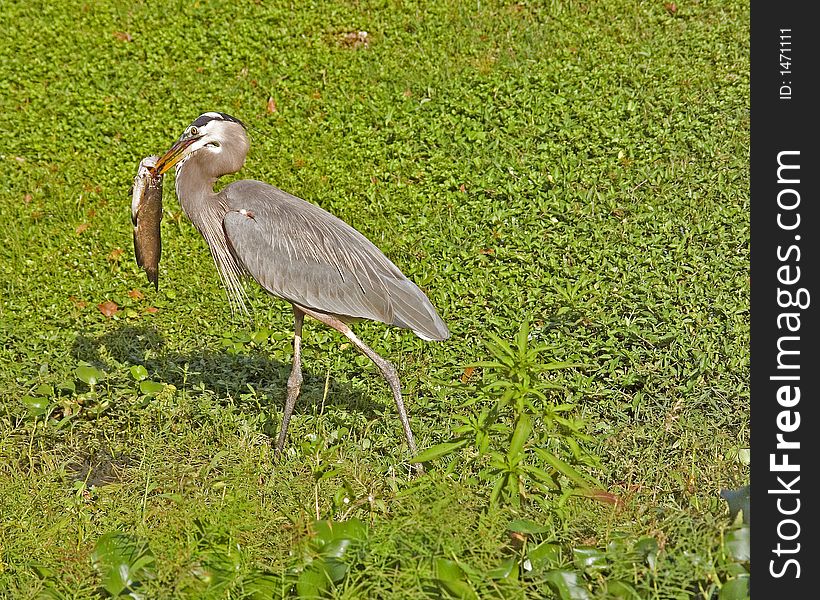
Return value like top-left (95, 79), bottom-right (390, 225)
top-left (221, 180), bottom-right (449, 341)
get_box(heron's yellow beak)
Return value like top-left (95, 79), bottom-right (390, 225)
top-left (154, 137), bottom-right (199, 175)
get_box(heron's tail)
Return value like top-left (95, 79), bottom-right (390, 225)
top-left (386, 278), bottom-right (450, 341)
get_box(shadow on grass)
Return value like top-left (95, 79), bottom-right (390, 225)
top-left (70, 324), bottom-right (383, 420)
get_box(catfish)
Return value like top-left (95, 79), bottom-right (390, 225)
top-left (131, 156), bottom-right (163, 289)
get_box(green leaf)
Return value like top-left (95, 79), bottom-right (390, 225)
top-left (487, 557), bottom-right (518, 581)
top-left (251, 329), bottom-right (270, 344)
top-left (719, 575), bottom-right (750, 600)
top-left (58, 380), bottom-right (76, 395)
top-left (465, 361), bottom-right (507, 369)
top-left (434, 558), bottom-right (478, 600)
top-left (410, 439), bottom-right (468, 462)
top-left (311, 518), bottom-right (367, 548)
top-left (139, 380), bottom-right (164, 394)
top-left (316, 467), bottom-right (340, 482)
top-left (525, 541), bottom-right (561, 573)
top-left (634, 537), bottom-right (659, 570)
top-left (733, 449), bottom-right (750, 466)
top-left (321, 557), bottom-right (349, 584)
top-left (243, 573), bottom-right (282, 599)
top-left (509, 414), bottom-right (532, 457)
top-left (572, 547), bottom-right (607, 572)
top-left (32, 586), bottom-right (67, 600)
top-left (319, 538), bottom-right (352, 562)
top-left (35, 384), bottom-right (54, 397)
top-left (29, 562), bottom-right (57, 579)
top-left (724, 525), bottom-right (750, 562)
top-left (298, 557), bottom-right (350, 592)
top-left (534, 448), bottom-right (600, 489)
top-left (485, 332), bottom-right (516, 361)
top-left (604, 580), bottom-right (642, 599)
top-left (520, 464), bottom-right (560, 490)
top-left (75, 365), bottom-right (103, 386)
top-left (296, 564), bottom-right (329, 598)
top-left (434, 557), bottom-right (466, 582)
top-left (507, 519), bottom-right (551, 534)
top-left (91, 532), bottom-right (154, 597)
top-left (490, 474), bottom-right (506, 506)
top-left (129, 365), bottom-right (149, 381)
top-left (515, 321), bottom-right (530, 355)
top-left (543, 569), bottom-right (591, 600)
top-left (22, 395), bottom-right (49, 416)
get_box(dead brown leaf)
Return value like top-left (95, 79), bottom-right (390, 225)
top-left (266, 96), bottom-right (278, 113)
top-left (76, 223), bottom-right (90, 234)
top-left (460, 366), bottom-right (476, 383)
top-left (128, 289), bottom-right (144, 300)
top-left (144, 306), bottom-right (159, 314)
top-left (69, 296), bottom-right (87, 309)
top-left (508, 531), bottom-right (527, 550)
top-left (108, 247), bottom-right (124, 262)
top-left (664, 398), bottom-right (683, 431)
top-left (98, 300), bottom-right (119, 317)
top-left (340, 30), bottom-right (369, 49)
top-left (583, 488), bottom-right (624, 508)
top-left (113, 31), bottom-right (133, 42)
top-left (664, 2), bottom-right (677, 14)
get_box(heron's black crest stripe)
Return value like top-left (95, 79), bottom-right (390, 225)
top-left (192, 112), bottom-right (246, 129)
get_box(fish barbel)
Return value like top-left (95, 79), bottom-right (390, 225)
top-left (131, 156), bottom-right (163, 289)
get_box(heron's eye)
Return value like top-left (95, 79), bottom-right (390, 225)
top-left (189, 126), bottom-right (199, 137)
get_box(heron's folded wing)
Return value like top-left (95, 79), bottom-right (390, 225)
top-left (221, 181), bottom-right (449, 340)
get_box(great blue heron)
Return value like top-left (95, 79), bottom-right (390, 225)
top-left (153, 112), bottom-right (449, 468)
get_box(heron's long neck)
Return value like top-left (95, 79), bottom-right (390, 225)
top-left (174, 158), bottom-right (247, 312)
top-left (175, 159), bottom-right (225, 238)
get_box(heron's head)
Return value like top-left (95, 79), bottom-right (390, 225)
top-left (155, 112), bottom-right (249, 177)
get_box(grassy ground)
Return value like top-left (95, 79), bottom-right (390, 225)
top-left (0, 1), bottom-right (749, 598)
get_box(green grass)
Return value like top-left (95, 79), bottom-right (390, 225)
top-left (1, 0), bottom-right (749, 598)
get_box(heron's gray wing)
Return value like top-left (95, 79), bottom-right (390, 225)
top-left (221, 180), bottom-right (449, 341)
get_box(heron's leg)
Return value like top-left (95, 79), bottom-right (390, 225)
top-left (275, 307), bottom-right (304, 459)
top-left (297, 306), bottom-right (423, 473)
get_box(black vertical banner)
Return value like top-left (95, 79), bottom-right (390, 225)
top-left (751, 3), bottom-right (817, 593)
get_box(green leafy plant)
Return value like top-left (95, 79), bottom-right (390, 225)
top-left (714, 486), bottom-right (750, 600)
top-left (416, 322), bottom-right (601, 507)
top-left (91, 532), bottom-right (155, 597)
top-left (295, 519), bottom-right (368, 598)
top-left (433, 557), bottom-right (480, 599)
top-left (0, 0), bottom-right (750, 596)
top-left (177, 518), bottom-right (283, 598)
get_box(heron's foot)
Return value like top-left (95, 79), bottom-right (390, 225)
top-left (272, 444), bottom-right (283, 464)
